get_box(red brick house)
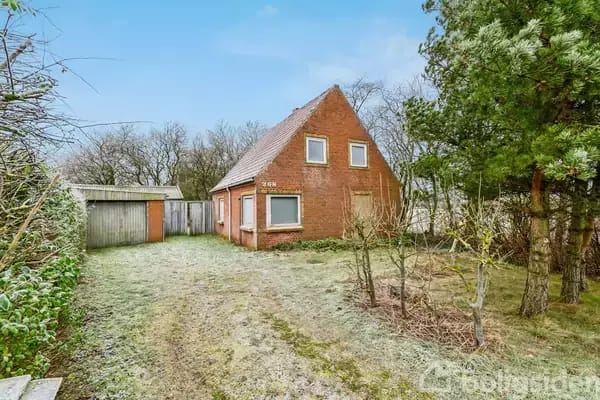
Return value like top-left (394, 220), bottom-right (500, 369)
top-left (210, 85), bottom-right (400, 249)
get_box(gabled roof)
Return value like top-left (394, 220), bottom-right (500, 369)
top-left (69, 184), bottom-right (184, 200)
top-left (211, 85), bottom-right (338, 192)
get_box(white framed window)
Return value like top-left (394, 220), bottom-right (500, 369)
top-left (267, 195), bottom-right (301, 227)
top-left (218, 198), bottom-right (225, 223)
top-left (350, 142), bottom-right (368, 167)
top-left (242, 195), bottom-right (254, 227)
top-left (306, 136), bottom-right (327, 164)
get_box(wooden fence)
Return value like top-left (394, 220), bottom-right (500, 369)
top-left (165, 200), bottom-right (214, 235)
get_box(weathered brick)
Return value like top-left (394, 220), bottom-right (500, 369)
top-left (212, 86), bottom-right (400, 249)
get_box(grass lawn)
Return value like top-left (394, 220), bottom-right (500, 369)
top-left (49, 236), bottom-right (599, 399)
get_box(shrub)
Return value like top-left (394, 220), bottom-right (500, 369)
top-left (0, 155), bottom-right (86, 378)
top-left (272, 238), bottom-right (352, 252)
top-left (0, 255), bottom-right (80, 376)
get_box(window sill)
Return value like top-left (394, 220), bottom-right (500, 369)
top-left (265, 225), bottom-right (304, 232)
top-left (349, 165), bottom-right (368, 169)
top-left (240, 226), bottom-right (255, 232)
top-left (217, 221), bottom-right (224, 225)
top-left (305, 162), bottom-right (329, 168)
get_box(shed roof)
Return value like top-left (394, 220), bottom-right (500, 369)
top-left (69, 184), bottom-right (184, 201)
top-left (210, 85), bottom-right (337, 192)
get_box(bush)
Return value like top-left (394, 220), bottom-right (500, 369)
top-left (271, 236), bottom-right (422, 252)
top-left (0, 255), bottom-right (80, 376)
top-left (0, 151), bottom-right (86, 378)
top-left (272, 238), bottom-right (352, 252)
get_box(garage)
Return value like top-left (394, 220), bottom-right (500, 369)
top-left (87, 201), bottom-right (148, 248)
top-left (69, 184), bottom-right (183, 249)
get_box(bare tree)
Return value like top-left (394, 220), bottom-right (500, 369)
top-left (63, 126), bottom-right (137, 185)
top-left (384, 167), bottom-right (417, 318)
top-left (178, 136), bottom-right (223, 200)
top-left (344, 193), bottom-right (385, 307)
top-left (0, 3), bottom-right (82, 149)
top-left (447, 197), bottom-right (501, 348)
top-left (144, 122), bottom-right (187, 185)
top-left (64, 119), bottom-right (266, 199)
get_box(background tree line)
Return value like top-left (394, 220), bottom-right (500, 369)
top-left (63, 120), bottom-right (266, 200)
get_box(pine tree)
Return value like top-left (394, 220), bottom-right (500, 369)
top-left (412, 0), bottom-right (600, 315)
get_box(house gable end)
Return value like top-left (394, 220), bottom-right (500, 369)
top-left (256, 86), bottom-right (399, 189)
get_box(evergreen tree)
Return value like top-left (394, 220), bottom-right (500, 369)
top-left (412, 0), bottom-right (600, 315)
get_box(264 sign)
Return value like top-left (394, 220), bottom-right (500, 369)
top-left (261, 181), bottom-right (277, 188)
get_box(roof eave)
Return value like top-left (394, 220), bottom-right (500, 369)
top-left (209, 177), bottom-right (255, 194)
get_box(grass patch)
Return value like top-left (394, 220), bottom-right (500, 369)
top-left (268, 315), bottom-right (433, 399)
top-left (382, 253), bottom-right (600, 373)
top-left (211, 389), bottom-right (231, 400)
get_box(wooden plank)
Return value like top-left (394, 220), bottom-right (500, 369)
top-left (164, 200), bottom-right (187, 236)
top-left (87, 201), bottom-right (147, 248)
top-left (0, 375), bottom-right (31, 400)
top-left (166, 200), bottom-right (215, 236)
top-left (187, 201), bottom-right (214, 235)
top-left (21, 378), bottom-right (62, 400)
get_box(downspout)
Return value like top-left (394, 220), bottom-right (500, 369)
top-left (226, 187), bottom-right (232, 241)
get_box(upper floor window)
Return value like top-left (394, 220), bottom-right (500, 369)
top-left (350, 142), bottom-right (368, 167)
top-left (306, 136), bottom-right (327, 164)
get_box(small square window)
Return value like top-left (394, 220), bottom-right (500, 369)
top-left (242, 195), bottom-right (254, 227)
top-left (306, 137), bottom-right (327, 164)
top-left (350, 142), bottom-right (368, 167)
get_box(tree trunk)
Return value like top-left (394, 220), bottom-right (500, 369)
top-left (428, 174), bottom-right (438, 236)
top-left (399, 246), bottom-right (408, 318)
top-left (551, 194), bottom-right (568, 273)
top-left (364, 243), bottom-right (376, 307)
top-left (520, 168), bottom-right (550, 317)
top-left (471, 261), bottom-right (486, 347)
top-left (561, 192), bottom-right (585, 304)
top-left (580, 216), bottom-right (594, 292)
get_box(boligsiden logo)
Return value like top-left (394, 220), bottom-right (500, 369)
top-left (418, 361), bottom-right (600, 398)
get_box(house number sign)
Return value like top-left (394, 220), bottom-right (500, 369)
top-left (261, 181), bottom-right (277, 188)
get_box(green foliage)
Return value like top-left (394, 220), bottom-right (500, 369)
top-left (272, 238), bottom-right (352, 252)
top-left (0, 182), bottom-right (85, 378)
top-left (268, 315), bottom-right (432, 399)
top-left (0, 256), bottom-right (80, 377)
top-left (410, 0), bottom-right (600, 196)
top-left (273, 236), bottom-right (423, 252)
top-left (1, 0), bottom-right (23, 12)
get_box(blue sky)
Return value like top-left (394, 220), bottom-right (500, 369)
top-left (27, 1), bottom-right (433, 134)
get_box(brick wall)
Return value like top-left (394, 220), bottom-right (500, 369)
top-left (212, 183), bottom-right (257, 248)
top-left (212, 86), bottom-right (400, 250)
top-left (256, 86), bottom-right (400, 248)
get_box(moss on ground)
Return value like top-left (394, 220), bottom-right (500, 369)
top-left (268, 315), bottom-right (433, 399)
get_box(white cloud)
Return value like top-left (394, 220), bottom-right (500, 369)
top-left (257, 5), bottom-right (279, 17)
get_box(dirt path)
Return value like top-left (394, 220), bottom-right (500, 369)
top-left (52, 236), bottom-right (585, 400)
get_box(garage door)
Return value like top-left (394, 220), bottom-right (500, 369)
top-left (87, 201), bottom-right (147, 249)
